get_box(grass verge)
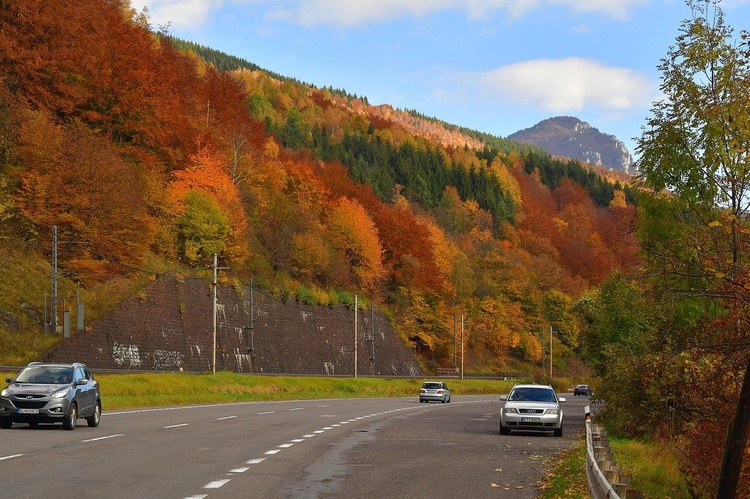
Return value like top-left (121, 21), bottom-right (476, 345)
top-left (538, 432), bottom-right (690, 498)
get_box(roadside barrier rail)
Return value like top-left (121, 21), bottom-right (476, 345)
top-left (585, 405), bottom-right (643, 499)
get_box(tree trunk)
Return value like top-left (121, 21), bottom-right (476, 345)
top-left (717, 355), bottom-right (750, 498)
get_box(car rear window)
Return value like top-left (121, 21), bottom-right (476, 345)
top-left (422, 383), bottom-right (442, 389)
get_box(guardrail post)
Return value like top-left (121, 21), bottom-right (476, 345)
top-left (585, 419), bottom-right (642, 499)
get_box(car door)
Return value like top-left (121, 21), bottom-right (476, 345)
top-left (73, 366), bottom-right (94, 416)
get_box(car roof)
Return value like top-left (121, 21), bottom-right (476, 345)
top-left (511, 384), bottom-right (554, 390)
top-left (24, 362), bottom-right (85, 368)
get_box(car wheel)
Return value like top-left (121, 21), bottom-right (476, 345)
top-left (63, 402), bottom-right (77, 430)
top-left (87, 401), bottom-right (101, 427)
top-left (0, 420), bottom-right (11, 429)
top-left (447, 396), bottom-right (451, 403)
top-left (441, 396), bottom-right (446, 403)
top-left (554, 427), bottom-right (563, 437)
top-left (499, 425), bottom-right (510, 435)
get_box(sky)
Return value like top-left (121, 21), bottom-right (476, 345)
top-left (129, 0), bottom-right (750, 159)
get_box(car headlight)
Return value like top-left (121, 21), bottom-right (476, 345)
top-left (1, 388), bottom-right (8, 397)
top-left (504, 407), bottom-right (518, 414)
top-left (50, 387), bottom-right (71, 399)
top-left (546, 408), bottom-right (559, 415)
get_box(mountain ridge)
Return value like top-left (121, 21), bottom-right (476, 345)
top-left (508, 116), bottom-right (634, 173)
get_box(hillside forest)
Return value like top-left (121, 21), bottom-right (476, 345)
top-left (3, 0), bottom-right (750, 495)
top-left (0, 0), bottom-right (639, 375)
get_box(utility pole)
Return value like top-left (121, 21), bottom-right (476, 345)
top-left (460, 315), bottom-right (466, 380)
top-left (550, 325), bottom-right (553, 379)
top-left (247, 279), bottom-right (254, 353)
top-left (354, 295), bottom-right (358, 378)
top-left (211, 254), bottom-right (229, 374)
top-left (51, 226), bottom-right (58, 334)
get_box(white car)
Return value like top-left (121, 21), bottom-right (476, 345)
top-left (419, 381), bottom-right (451, 403)
top-left (499, 384), bottom-right (565, 437)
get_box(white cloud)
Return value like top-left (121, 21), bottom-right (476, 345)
top-left (130, 0), bottom-right (648, 29)
top-left (262, 0), bottom-right (647, 28)
top-left (130, 0), bottom-right (219, 29)
top-left (458, 58), bottom-right (657, 114)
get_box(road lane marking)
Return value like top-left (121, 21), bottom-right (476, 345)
top-left (0, 454), bottom-right (24, 461)
top-left (204, 479), bottom-right (231, 489)
top-left (291, 439), bottom-right (305, 443)
top-left (217, 415), bottom-right (236, 421)
top-left (246, 458), bottom-right (266, 464)
top-left (81, 434), bottom-right (123, 442)
top-left (265, 449), bottom-right (281, 455)
top-left (229, 467), bottom-right (249, 473)
top-left (258, 411), bottom-right (275, 415)
top-left (164, 423), bottom-right (188, 429)
top-left (289, 407), bottom-right (303, 411)
top-left (279, 443), bottom-right (294, 448)
top-left (303, 434), bottom-right (315, 438)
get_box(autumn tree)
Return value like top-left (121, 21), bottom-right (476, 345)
top-left (327, 196), bottom-right (385, 292)
top-left (633, 1), bottom-right (750, 495)
top-left (16, 115), bottom-right (152, 277)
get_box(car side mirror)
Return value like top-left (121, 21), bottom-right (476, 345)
top-left (558, 397), bottom-right (566, 403)
top-left (76, 378), bottom-right (89, 385)
top-left (5, 377), bottom-right (12, 383)
top-left (499, 395), bottom-right (508, 401)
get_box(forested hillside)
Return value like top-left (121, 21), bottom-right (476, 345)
top-left (0, 0), bottom-right (639, 375)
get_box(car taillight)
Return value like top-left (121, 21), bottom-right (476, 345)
top-left (436, 390), bottom-right (443, 394)
top-left (420, 389), bottom-right (426, 393)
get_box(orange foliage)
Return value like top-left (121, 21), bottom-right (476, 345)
top-left (327, 197), bottom-right (385, 292)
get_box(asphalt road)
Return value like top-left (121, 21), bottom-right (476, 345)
top-left (0, 393), bottom-right (591, 498)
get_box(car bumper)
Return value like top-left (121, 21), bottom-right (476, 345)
top-left (500, 412), bottom-right (562, 430)
top-left (420, 394), bottom-right (445, 402)
top-left (0, 398), bottom-right (71, 423)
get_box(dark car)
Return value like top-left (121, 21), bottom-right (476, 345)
top-left (573, 384), bottom-right (592, 396)
top-left (0, 362), bottom-right (101, 430)
top-left (419, 381), bottom-right (451, 403)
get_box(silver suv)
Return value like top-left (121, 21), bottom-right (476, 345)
top-left (499, 384), bottom-right (565, 437)
top-left (0, 362), bottom-right (101, 430)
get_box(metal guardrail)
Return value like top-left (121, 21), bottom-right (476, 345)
top-left (585, 405), bottom-right (643, 498)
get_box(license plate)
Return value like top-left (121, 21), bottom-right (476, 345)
top-left (18, 408), bottom-right (39, 414)
top-left (521, 417), bottom-right (540, 423)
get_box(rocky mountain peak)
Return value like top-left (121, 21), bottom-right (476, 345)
top-left (507, 116), bottom-right (634, 173)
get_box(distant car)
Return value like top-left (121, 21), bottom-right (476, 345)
top-left (0, 362), bottom-right (101, 430)
top-left (574, 384), bottom-right (592, 396)
top-left (419, 381), bottom-right (451, 403)
top-left (499, 384), bottom-right (565, 437)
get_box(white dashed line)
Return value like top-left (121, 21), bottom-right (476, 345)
top-left (258, 411), bottom-right (274, 415)
top-left (290, 439), bottom-right (305, 443)
top-left (288, 407), bottom-right (303, 411)
top-left (204, 479), bottom-right (231, 489)
top-left (229, 467), bottom-right (249, 473)
top-left (246, 458), bottom-right (266, 464)
top-left (81, 434), bottom-right (123, 443)
top-left (303, 434), bottom-right (315, 438)
top-left (164, 423), bottom-right (188, 429)
top-left (279, 443), bottom-right (294, 448)
top-left (0, 454), bottom-right (24, 461)
top-left (217, 415), bottom-right (236, 421)
top-left (265, 449), bottom-right (281, 455)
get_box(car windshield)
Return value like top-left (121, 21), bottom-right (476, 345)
top-left (423, 383), bottom-right (442, 390)
top-left (509, 387), bottom-right (556, 402)
top-left (15, 366), bottom-right (72, 384)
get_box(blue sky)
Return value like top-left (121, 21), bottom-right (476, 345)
top-left (130, 0), bottom-right (750, 159)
